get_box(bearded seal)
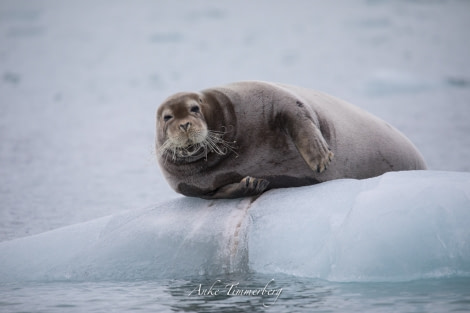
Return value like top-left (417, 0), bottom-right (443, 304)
top-left (155, 81), bottom-right (426, 199)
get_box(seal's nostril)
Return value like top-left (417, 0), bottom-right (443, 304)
top-left (180, 122), bottom-right (191, 131)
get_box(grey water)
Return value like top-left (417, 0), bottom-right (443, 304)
top-left (1, 1), bottom-right (470, 312)
top-left (1, 274), bottom-right (469, 313)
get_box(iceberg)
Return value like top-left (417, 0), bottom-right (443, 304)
top-left (0, 171), bottom-right (469, 283)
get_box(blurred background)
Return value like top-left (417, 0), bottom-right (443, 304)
top-left (1, 0), bottom-right (469, 241)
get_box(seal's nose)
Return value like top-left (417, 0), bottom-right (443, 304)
top-left (179, 122), bottom-right (191, 132)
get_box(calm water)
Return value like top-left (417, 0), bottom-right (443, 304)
top-left (1, 274), bottom-right (469, 313)
top-left (1, 1), bottom-right (470, 312)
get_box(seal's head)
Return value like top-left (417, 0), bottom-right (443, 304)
top-left (156, 92), bottom-right (235, 163)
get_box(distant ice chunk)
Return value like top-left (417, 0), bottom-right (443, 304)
top-left (0, 171), bottom-right (469, 282)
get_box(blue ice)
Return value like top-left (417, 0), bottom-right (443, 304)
top-left (0, 171), bottom-right (469, 283)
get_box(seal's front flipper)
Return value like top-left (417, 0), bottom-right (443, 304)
top-left (241, 176), bottom-right (270, 194)
top-left (205, 176), bottom-right (270, 199)
top-left (278, 100), bottom-right (334, 173)
top-left (290, 120), bottom-right (334, 173)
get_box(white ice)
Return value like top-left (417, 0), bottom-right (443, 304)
top-left (1, 170), bottom-right (469, 283)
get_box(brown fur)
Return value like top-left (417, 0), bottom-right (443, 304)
top-left (156, 81), bottom-right (427, 199)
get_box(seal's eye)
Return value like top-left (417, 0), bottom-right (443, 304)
top-left (163, 115), bottom-right (173, 122)
top-left (190, 106), bottom-right (200, 113)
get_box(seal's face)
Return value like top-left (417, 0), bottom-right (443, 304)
top-left (156, 93), bottom-right (209, 161)
top-left (156, 92), bottom-right (237, 164)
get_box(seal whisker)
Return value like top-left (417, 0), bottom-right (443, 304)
top-left (205, 131), bottom-right (238, 157)
top-left (158, 128), bottom-right (238, 162)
